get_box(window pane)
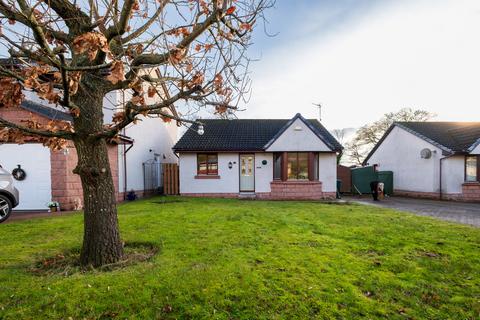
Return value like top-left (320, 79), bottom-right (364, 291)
top-left (207, 154), bottom-right (218, 175)
top-left (466, 156), bottom-right (477, 181)
top-left (297, 153), bottom-right (309, 180)
top-left (287, 153), bottom-right (298, 179)
top-left (198, 154), bottom-right (207, 174)
top-left (273, 153), bottom-right (282, 180)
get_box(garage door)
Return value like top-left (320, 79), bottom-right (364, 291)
top-left (0, 144), bottom-right (52, 210)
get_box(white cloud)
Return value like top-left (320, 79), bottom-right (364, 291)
top-left (244, 0), bottom-right (480, 129)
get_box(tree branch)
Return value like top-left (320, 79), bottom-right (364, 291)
top-left (122, 0), bottom-right (168, 43)
top-left (0, 117), bottom-right (73, 139)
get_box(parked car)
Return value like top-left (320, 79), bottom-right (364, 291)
top-left (0, 165), bottom-right (19, 223)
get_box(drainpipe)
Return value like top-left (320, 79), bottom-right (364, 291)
top-left (123, 141), bottom-right (134, 200)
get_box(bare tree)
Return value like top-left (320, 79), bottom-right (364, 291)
top-left (0, 0), bottom-right (273, 266)
top-left (345, 108), bottom-right (435, 165)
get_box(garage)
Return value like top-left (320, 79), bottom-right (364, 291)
top-left (0, 143), bottom-right (52, 210)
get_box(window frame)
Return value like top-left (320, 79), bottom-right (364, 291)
top-left (465, 155), bottom-right (480, 182)
top-left (273, 153), bottom-right (282, 180)
top-left (287, 152), bottom-right (310, 181)
top-left (197, 153), bottom-right (219, 176)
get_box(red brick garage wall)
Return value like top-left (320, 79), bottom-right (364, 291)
top-left (51, 144), bottom-right (119, 211)
top-left (1, 105), bottom-right (120, 210)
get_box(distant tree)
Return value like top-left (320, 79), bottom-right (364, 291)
top-left (0, 0), bottom-right (272, 267)
top-left (345, 108), bottom-right (436, 165)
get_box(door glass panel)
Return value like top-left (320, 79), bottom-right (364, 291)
top-left (247, 157), bottom-right (253, 176)
top-left (241, 158), bottom-right (246, 175)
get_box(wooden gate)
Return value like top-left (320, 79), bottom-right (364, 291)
top-left (163, 163), bottom-right (179, 195)
top-left (337, 165), bottom-right (352, 194)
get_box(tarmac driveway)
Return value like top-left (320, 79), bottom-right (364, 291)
top-left (345, 196), bottom-right (480, 227)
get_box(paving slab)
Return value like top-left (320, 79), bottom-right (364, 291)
top-left (344, 196), bottom-right (480, 227)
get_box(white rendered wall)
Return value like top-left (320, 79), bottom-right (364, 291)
top-left (441, 155), bottom-right (465, 194)
top-left (266, 118), bottom-right (332, 152)
top-left (367, 126), bottom-right (442, 193)
top-left (319, 153), bottom-right (337, 192)
top-left (118, 116), bottom-right (178, 192)
top-left (179, 153), bottom-right (239, 194)
top-left (254, 153), bottom-right (273, 193)
top-left (113, 83), bottom-right (178, 193)
top-left (0, 144), bottom-right (52, 210)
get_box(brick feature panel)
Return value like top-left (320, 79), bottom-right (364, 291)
top-left (394, 189), bottom-right (467, 202)
top-left (181, 193), bottom-right (239, 198)
top-left (182, 182), bottom-right (335, 200)
top-left (270, 181), bottom-right (323, 200)
top-left (462, 183), bottom-right (480, 202)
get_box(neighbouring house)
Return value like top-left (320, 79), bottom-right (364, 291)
top-left (173, 113), bottom-right (343, 200)
top-left (364, 122), bottom-right (480, 202)
top-left (0, 68), bottom-right (178, 211)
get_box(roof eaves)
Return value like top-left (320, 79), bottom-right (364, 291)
top-left (363, 124), bottom-right (395, 165)
top-left (262, 114), bottom-right (300, 150)
top-left (299, 116), bottom-right (338, 151)
top-left (363, 122), bottom-right (455, 166)
top-left (20, 100), bottom-right (72, 122)
top-left (395, 122), bottom-right (454, 154)
top-left (468, 137), bottom-right (480, 153)
top-left (263, 113), bottom-right (338, 151)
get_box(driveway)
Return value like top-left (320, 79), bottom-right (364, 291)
top-left (345, 196), bottom-right (480, 227)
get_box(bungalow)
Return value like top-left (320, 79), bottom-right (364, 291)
top-left (173, 113), bottom-right (343, 200)
top-left (364, 122), bottom-right (480, 202)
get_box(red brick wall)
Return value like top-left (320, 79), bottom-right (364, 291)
top-left (51, 144), bottom-right (119, 211)
top-left (269, 181), bottom-right (323, 200)
top-left (394, 189), bottom-right (474, 202)
top-left (181, 193), bottom-right (238, 198)
top-left (462, 182), bottom-right (480, 202)
top-left (0, 107), bottom-right (48, 126)
top-left (1, 105), bottom-right (120, 210)
top-left (182, 182), bottom-right (336, 200)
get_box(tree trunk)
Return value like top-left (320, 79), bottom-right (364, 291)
top-left (72, 80), bottom-right (123, 267)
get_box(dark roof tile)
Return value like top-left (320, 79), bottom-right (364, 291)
top-left (173, 116), bottom-right (343, 152)
top-left (396, 122), bottom-right (480, 152)
top-left (20, 100), bottom-right (72, 121)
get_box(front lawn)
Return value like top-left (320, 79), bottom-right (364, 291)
top-left (1, 197), bottom-right (479, 319)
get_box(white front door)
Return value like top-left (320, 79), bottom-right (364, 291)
top-left (239, 154), bottom-right (255, 192)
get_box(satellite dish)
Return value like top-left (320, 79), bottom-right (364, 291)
top-left (420, 148), bottom-right (432, 159)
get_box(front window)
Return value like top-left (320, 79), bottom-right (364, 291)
top-left (197, 153), bottom-right (218, 175)
top-left (466, 156), bottom-right (478, 182)
top-left (287, 152), bottom-right (309, 180)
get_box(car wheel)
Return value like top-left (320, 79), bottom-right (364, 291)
top-left (0, 195), bottom-right (12, 223)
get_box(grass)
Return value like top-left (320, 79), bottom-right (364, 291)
top-left (1, 197), bottom-right (479, 319)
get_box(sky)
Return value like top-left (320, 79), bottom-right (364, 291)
top-left (242, 0), bottom-right (480, 130)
